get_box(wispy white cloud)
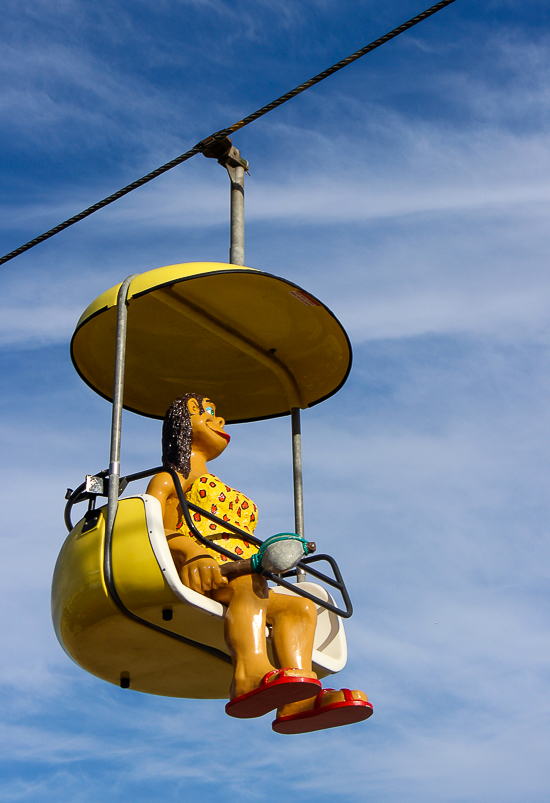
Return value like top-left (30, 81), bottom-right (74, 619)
top-left (0, 306), bottom-right (80, 347)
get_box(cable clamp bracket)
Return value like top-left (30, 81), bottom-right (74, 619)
top-left (202, 136), bottom-right (249, 171)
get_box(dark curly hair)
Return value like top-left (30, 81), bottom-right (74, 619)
top-left (162, 393), bottom-right (205, 478)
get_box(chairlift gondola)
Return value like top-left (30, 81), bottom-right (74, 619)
top-left (52, 146), bottom-right (372, 731)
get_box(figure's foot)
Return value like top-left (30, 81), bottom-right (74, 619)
top-left (225, 668), bottom-right (321, 719)
top-left (272, 688), bottom-right (373, 734)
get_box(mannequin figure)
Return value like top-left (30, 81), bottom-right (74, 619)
top-left (147, 393), bottom-right (372, 733)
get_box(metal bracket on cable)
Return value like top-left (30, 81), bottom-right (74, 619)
top-left (202, 136), bottom-right (249, 173)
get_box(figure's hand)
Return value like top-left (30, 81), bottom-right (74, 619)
top-left (180, 555), bottom-right (228, 594)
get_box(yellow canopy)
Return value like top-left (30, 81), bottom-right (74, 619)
top-left (71, 262), bottom-right (352, 424)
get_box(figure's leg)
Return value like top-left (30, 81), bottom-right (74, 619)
top-left (266, 592), bottom-right (317, 673)
top-left (212, 574), bottom-right (274, 699)
top-left (265, 592), bottom-right (319, 717)
top-left (266, 593), bottom-right (372, 732)
top-left (213, 578), bottom-right (322, 717)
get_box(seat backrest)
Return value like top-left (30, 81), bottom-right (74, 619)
top-left (142, 493), bottom-right (226, 619)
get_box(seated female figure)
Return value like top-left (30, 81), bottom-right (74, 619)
top-left (146, 393), bottom-right (372, 733)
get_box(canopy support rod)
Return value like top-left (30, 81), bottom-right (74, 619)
top-left (291, 407), bottom-right (307, 583)
top-left (105, 274), bottom-right (137, 546)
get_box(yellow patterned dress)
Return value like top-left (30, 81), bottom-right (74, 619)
top-left (174, 474), bottom-right (259, 565)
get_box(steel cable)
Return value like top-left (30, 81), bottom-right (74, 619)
top-left (0, 0), bottom-right (456, 266)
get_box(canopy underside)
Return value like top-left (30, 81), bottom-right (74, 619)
top-left (71, 262), bottom-right (352, 424)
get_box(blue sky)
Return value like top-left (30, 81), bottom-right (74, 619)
top-left (1, 0), bottom-right (550, 801)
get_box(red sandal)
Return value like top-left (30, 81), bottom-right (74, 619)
top-left (225, 669), bottom-right (321, 719)
top-left (272, 688), bottom-right (373, 734)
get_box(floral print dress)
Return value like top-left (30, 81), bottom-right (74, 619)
top-left (174, 474), bottom-right (259, 565)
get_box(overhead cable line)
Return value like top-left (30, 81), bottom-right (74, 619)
top-left (0, 0), bottom-right (457, 267)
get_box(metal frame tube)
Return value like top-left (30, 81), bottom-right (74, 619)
top-left (291, 407), bottom-right (307, 582)
top-left (105, 274), bottom-right (137, 543)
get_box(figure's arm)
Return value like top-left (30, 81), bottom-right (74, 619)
top-left (146, 472), bottom-right (227, 593)
top-left (146, 472), bottom-right (176, 526)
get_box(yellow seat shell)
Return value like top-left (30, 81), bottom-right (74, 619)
top-left (52, 497), bottom-right (233, 698)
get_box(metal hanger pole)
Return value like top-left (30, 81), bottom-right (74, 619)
top-left (227, 160), bottom-right (245, 266)
top-left (204, 136), bottom-right (248, 266)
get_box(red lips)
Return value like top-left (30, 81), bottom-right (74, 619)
top-left (214, 430), bottom-right (231, 443)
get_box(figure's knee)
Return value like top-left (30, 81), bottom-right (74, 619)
top-left (298, 596), bottom-right (317, 624)
top-left (281, 594), bottom-right (317, 625)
